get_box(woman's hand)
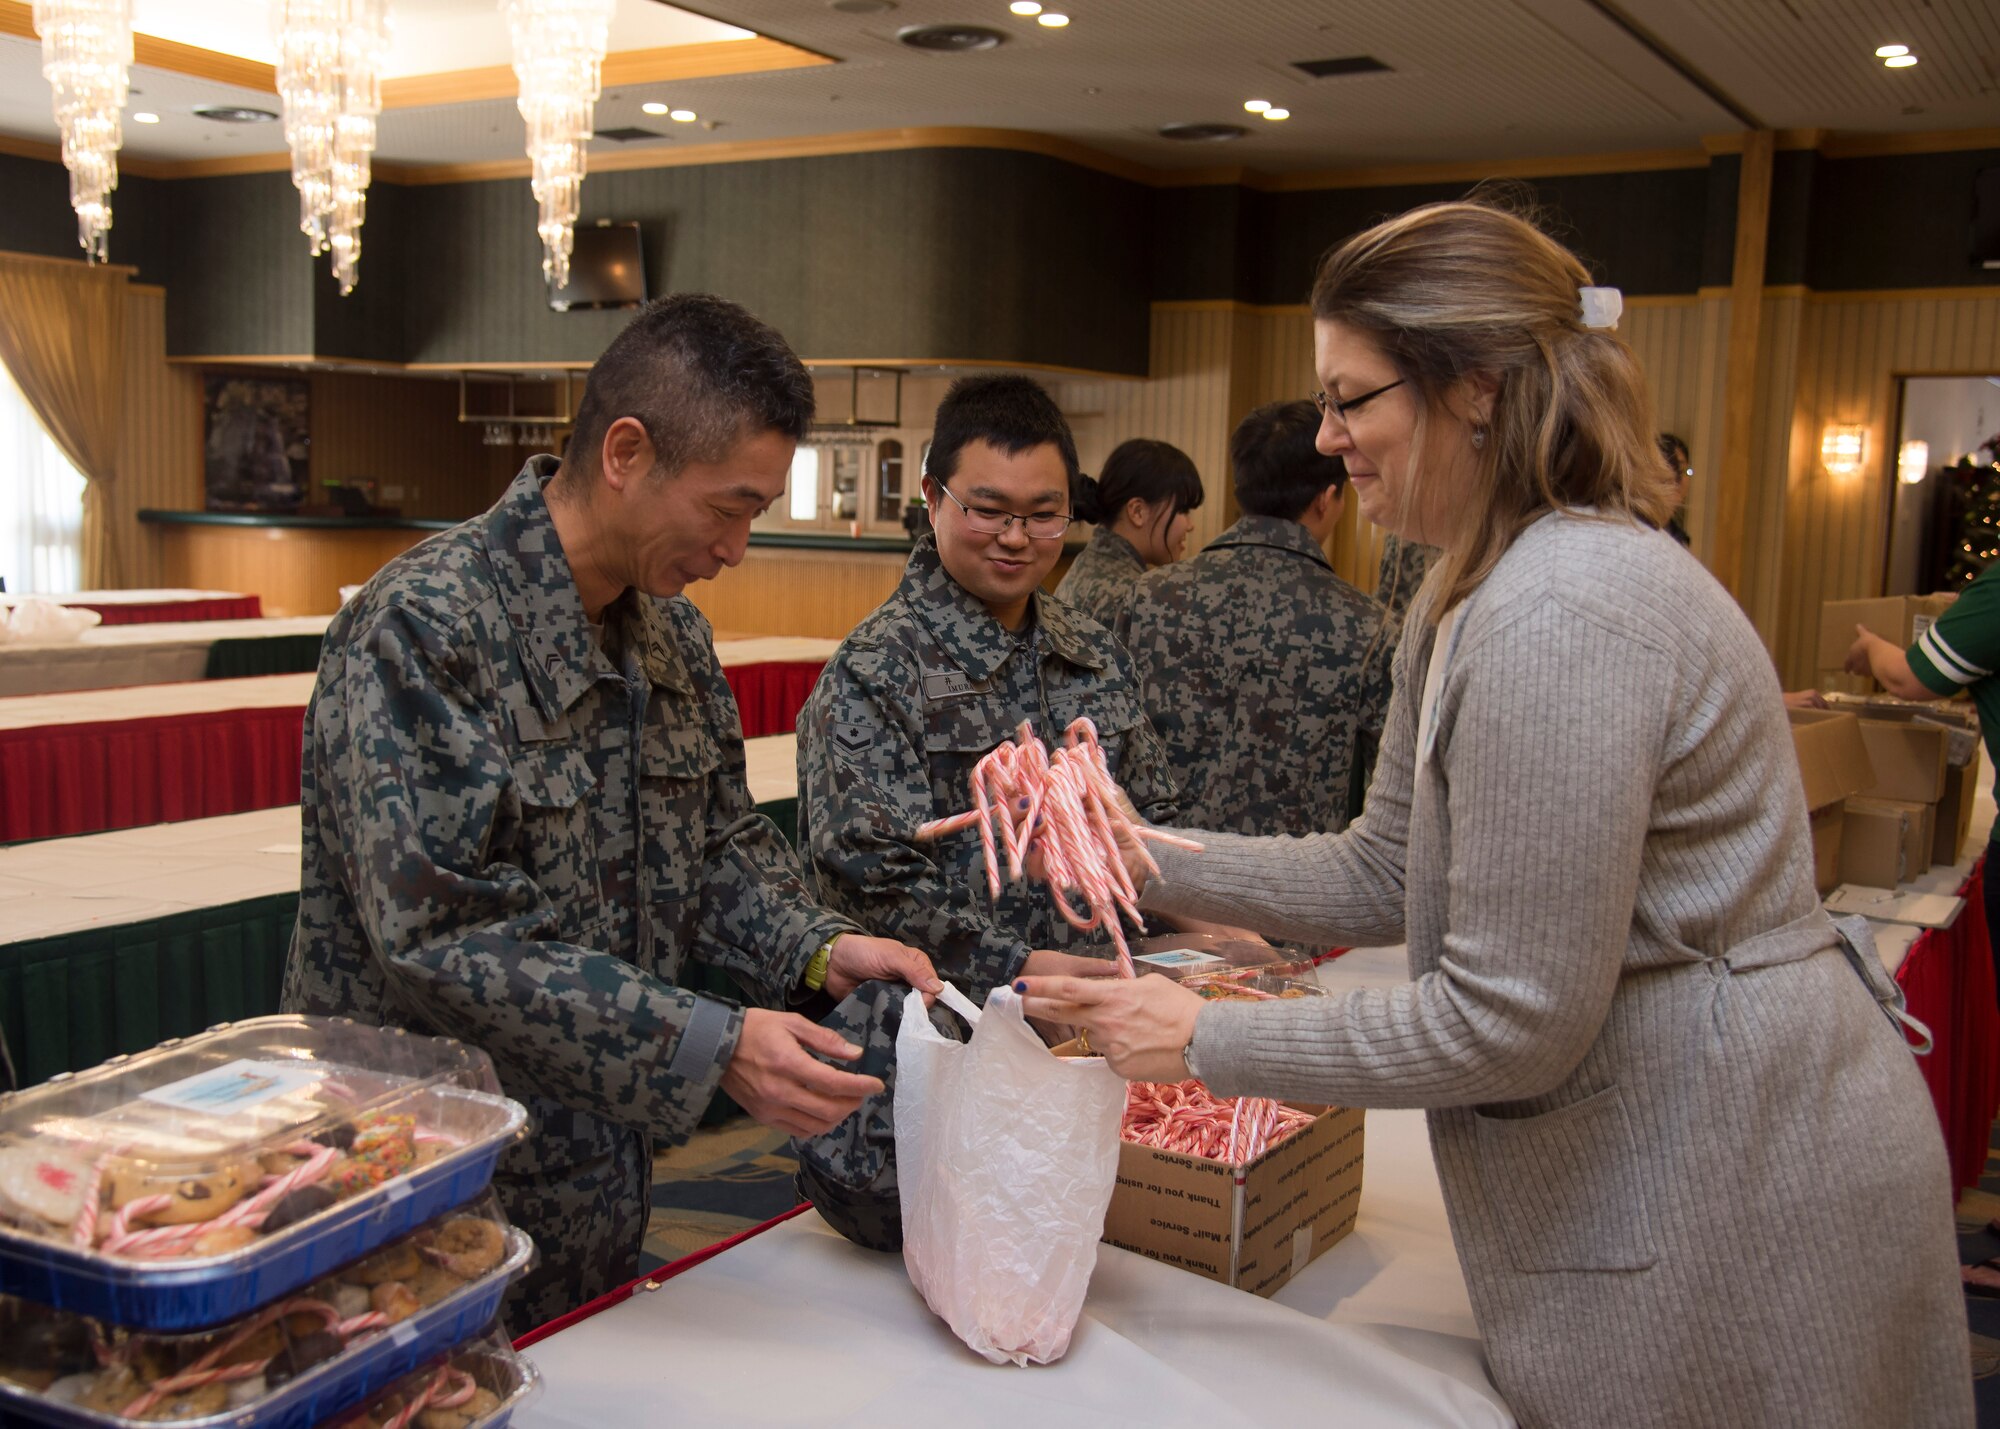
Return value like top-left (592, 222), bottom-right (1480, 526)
top-left (1014, 973), bottom-right (1205, 1083)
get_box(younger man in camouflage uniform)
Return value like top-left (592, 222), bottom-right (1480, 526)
top-left (796, 376), bottom-right (1180, 1002)
top-left (1119, 399), bottom-right (1394, 837)
top-left (284, 295), bottom-right (938, 1328)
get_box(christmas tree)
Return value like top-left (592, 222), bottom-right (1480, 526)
top-left (1942, 429), bottom-right (2000, 590)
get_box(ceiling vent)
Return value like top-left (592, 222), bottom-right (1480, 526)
top-left (1291, 55), bottom-right (1392, 79)
top-left (191, 104), bottom-right (279, 123)
top-left (596, 126), bottom-right (665, 142)
top-left (1157, 122), bottom-right (1247, 143)
top-left (896, 23), bottom-right (1005, 52)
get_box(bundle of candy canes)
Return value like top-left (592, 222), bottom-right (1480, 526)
top-left (1121, 1080), bottom-right (1315, 1165)
top-left (115, 1293), bottom-right (393, 1419)
top-left (915, 718), bottom-right (1202, 977)
top-left (918, 719), bottom-right (1304, 1165)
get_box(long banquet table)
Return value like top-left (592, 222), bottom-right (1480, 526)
top-left (514, 943), bottom-right (1512, 1429)
top-left (1, 589), bottom-right (262, 624)
top-left (0, 616), bottom-right (333, 696)
top-left (0, 640), bottom-right (834, 841)
top-left (0, 735), bottom-right (802, 1086)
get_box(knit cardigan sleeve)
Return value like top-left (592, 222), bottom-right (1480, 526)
top-left (1151, 594), bottom-right (1674, 1110)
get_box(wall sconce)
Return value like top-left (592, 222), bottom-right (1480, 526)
top-left (1898, 439), bottom-right (1931, 485)
top-left (1821, 423), bottom-right (1868, 479)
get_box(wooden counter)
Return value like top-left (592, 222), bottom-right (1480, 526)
top-left (139, 512), bottom-right (925, 634)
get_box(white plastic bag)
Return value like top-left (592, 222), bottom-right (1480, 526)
top-left (896, 982), bottom-right (1126, 1367)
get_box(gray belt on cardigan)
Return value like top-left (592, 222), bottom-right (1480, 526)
top-left (1703, 906), bottom-right (1932, 1054)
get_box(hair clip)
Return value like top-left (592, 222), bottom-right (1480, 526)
top-left (1579, 286), bottom-right (1623, 330)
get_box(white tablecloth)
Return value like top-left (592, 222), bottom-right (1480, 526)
top-left (518, 944), bottom-right (1507, 1429)
top-left (0, 589), bottom-right (247, 610)
top-left (0, 639), bottom-right (837, 726)
top-left (0, 617), bottom-right (334, 697)
top-left (0, 736), bottom-right (801, 945)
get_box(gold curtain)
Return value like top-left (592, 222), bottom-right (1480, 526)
top-left (0, 253), bottom-right (131, 586)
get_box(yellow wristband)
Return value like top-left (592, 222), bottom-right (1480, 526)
top-left (803, 938), bottom-right (836, 992)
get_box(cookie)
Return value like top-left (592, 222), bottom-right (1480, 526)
top-left (423, 1218), bottom-right (506, 1280)
top-left (0, 1146), bottom-right (93, 1227)
top-left (109, 1161), bottom-right (253, 1227)
top-left (418, 1387), bottom-right (502, 1429)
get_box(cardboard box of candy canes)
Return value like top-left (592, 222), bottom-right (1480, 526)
top-left (1055, 941), bottom-right (1365, 1298)
top-left (1100, 1099), bottom-right (1364, 1298)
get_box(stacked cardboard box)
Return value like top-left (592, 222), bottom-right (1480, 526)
top-left (1816, 594), bottom-right (1957, 694)
top-left (1789, 707), bottom-right (1875, 893)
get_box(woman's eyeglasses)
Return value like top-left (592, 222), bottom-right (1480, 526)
top-left (931, 482), bottom-right (1074, 540)
top-left (1311, 378), bottom-right (1406, 423)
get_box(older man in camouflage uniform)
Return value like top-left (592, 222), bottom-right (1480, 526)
top-left (797, 376), bottom-right (1179, 1003)
top-left (1119, 400), bottom-right (1393, 838)
top-left (284, 295), bottom-right (937, 1329)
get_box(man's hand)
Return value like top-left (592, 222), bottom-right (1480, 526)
top-left (1782, 689), bottom-right (1828, 711)
top-left (720, 1008), bottom-right (885, 1139)
top-left (822, 934), bottom-right (943, 1002)
top-left (1845, 624), bottom-right (1895, 679)
top-left (1019, 948), bottom-right (1125, 980)
top-left (1845, 623), bottom-right (1933, 701)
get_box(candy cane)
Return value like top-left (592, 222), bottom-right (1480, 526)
top-left (1123, 1080), bottom-right (1312, 1166)
top-left (382, 1366), bottom-right (479, 1429)
top-left (101, 1142), bottom-right (338, 1258)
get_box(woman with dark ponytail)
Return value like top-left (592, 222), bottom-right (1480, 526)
top-left (1053, 438), bottom-right (1204, 628)
top-left (1021, 198), bottom-right (1969, 1427)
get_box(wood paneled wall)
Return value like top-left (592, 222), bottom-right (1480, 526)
top-left (1772, 288), bottom-right (2000, 687)
top-left (306, 371), bottom-right (521, 521)
top-left (680, 546), bottom-right (910, 639)
top-left (104, 285), bottom-right (202, 587)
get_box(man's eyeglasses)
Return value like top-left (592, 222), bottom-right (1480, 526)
top-left (1311, 379), bottom-right (1406, 423)
top-left (931, 482), bottom-right (1073, 540)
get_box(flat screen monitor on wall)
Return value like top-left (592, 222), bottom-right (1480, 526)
top-left (549, 221), bottom-right (646, 311)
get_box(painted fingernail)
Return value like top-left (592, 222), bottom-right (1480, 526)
top-left (1013, 980), bottom-right (1028, 994)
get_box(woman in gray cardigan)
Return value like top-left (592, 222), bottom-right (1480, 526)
top-left (1019, 201), bottom-right (1971, 1428)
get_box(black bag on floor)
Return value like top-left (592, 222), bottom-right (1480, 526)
top-left (794, 979), bottom-right (965, 1252)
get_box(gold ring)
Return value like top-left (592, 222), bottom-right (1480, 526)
top-left (1077, 1027), bottom-right (1093, 1056)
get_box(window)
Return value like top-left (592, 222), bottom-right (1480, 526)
top-left (876, 439), bottom-right (904, 522)
top-left (788, 446), bottom-right (820, 522)
top-left (0, 356), bottom-right (87, 594)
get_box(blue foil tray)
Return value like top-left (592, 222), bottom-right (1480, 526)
top-left (0, 1090), bottom-right (524, 1331)
top-left (0, 1229), bottom-right (532, 1429)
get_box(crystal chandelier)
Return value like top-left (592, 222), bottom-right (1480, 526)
top-left (33, 0), bottom-right (134, 263)
top-left (274, 0), bottom-right (388, 295)
top-left (502, 0), bottom-right (615, 291)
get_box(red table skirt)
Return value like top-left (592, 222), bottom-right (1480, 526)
top-left (722, 660), bottom-right (825, 740)
top-left (1893, 856), bottom-right (1999, 1194)
top-left (78, 596), bottom-right (264, 625)
top-left (0, 706), bottom-right (304, 841)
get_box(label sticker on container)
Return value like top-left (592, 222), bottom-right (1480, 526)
top-left (1135, 949), bottom-right (1227, 969)
top-left (390, 1319), bottom-right (419, 1348)
top-left (140, 1060), bottom-right (324, 1114)
top-left (1291, 1224), bottom-right (1313, 1279)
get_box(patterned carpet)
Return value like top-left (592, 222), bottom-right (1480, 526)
top-left (639, 1115), bottom-right (803, 1273)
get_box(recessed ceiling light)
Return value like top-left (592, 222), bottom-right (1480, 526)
top-left (1010, 1), bottom-right (1041, 12)
top-left (1037, 12), bottom-right (1069, 26)
top-left (1244, 98), bottom-right (1271, 113)
top-left (1884, 54), bottom-right (1918, 67)
top-left (1875, 44), bottom-right (1909, 57)
top-left (132, 111), bottom-right (160, 124)
top-left (1262, 107), bottom-right (1290, 120)
top-left (670, 108), bottom-right (697, 122)
top-left (641, 101), bottom-right (668, 115)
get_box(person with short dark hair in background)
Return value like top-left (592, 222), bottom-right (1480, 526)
top-left (285, 294), bottom-right (938, 1328)
top-left (1054, 437), bottom-right (1204, 628)
top-left (1119, 399), bottom-right (1394, 836)
top-left (1659, 432), bottom-right (1692, 546)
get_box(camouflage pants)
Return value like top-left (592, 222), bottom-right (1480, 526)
top-left (492, 1114), bottom-right (650, 1335)
top-left (794, 980), bottom-right (964, 1252)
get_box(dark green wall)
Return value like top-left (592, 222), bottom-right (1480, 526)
top-left (395, 148), bottom-right (1153, 372)
top-left (6, 139), bottom-right (1992, 368)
